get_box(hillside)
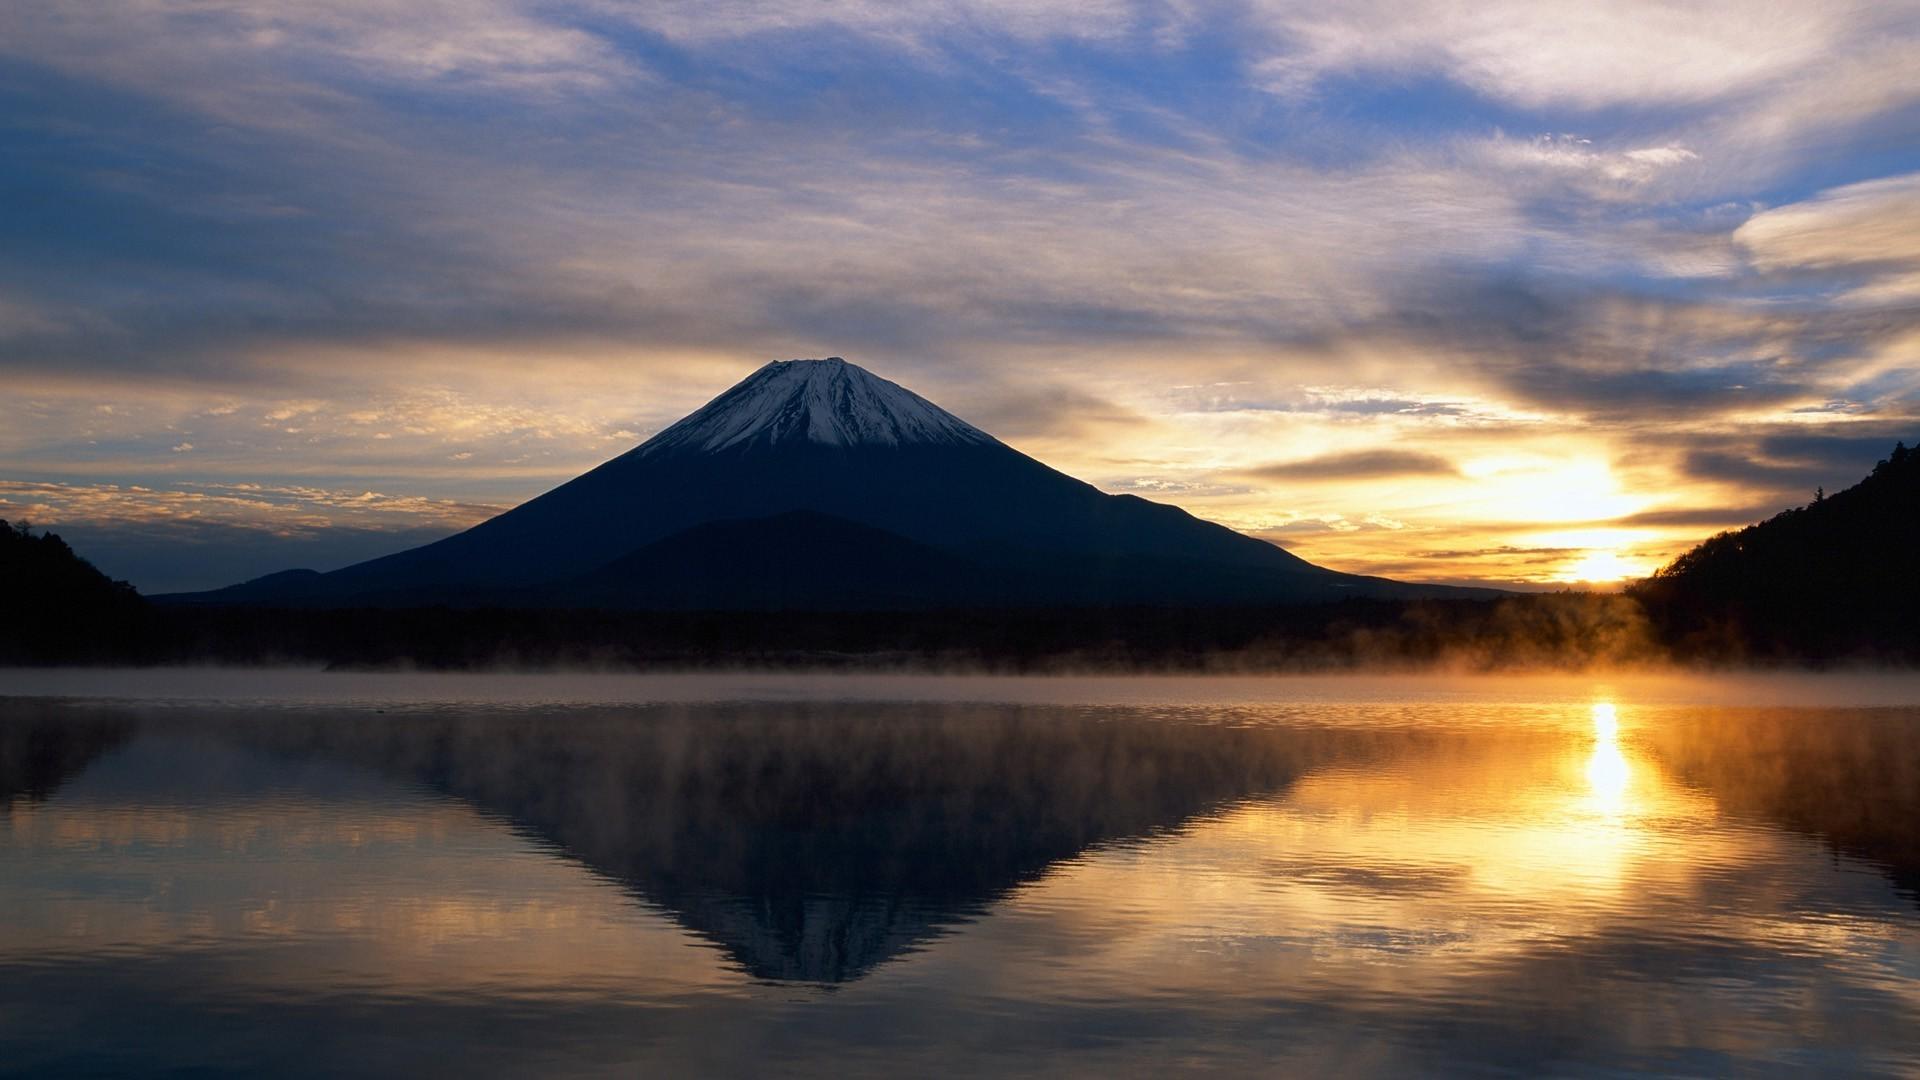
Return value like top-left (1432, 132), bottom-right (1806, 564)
top-left (1631, 442), bottom-right (1920, 660)
top-left (0, 520), bottom-right (149, 663)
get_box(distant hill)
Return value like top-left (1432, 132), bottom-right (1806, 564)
top-left (1631, 442), bottom-right (1920, 661)
top-left (162, 357), bottom-right (1495, 610)
top-left (0, 520), bottom-right (149, 663)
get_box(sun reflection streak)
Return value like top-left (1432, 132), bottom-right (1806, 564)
top-left (1591, 702), bottom-right (1618, 741)
top-left (1585, 702), bottom-right (1630, 813)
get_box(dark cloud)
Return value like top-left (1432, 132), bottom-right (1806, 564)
top-left (1414, 546), bottom-right (1575, 561)
top-left (1615, 506), bottom-right (1786, 528)
top-left (1250, 521), bottom-right (1344, 536)
top-left (1679, 450), bottom-right (1829, 492)
top-left (949, 383), bottom-right (1147, 440)
top-left (1758, 431), bottom-right (1920, 469)
top-left (1345, 273), bottom-right (1920, 427)
top-left (1244, 450), bottom-right (1458, 481)
top-left (1670, 422), bottom-right (1920, 495)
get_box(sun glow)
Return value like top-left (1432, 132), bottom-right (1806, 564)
top-left (1557, 548), bottom-right (1647, 584)
top-left (1457, 458), bottom-right (1645, 525)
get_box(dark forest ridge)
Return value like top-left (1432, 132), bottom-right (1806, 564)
top-left (1632, 441), bottom-right (1920, 660)
top-left (0, 519), bottom-right (145, 664)
top-left (162, 358), bottom-right (1495, 611)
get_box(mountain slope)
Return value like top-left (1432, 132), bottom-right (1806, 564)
top-left (167, 357), bottom-right (1493, 608)
top-left (0, 520), bottom-right (149, 662)
top-left (546, 510), bottom-right (1005, 611)
top-left (1631, 441), bottom-right (1920, 659)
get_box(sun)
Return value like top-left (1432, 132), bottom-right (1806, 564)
top-left (1556, 549), bottom-right (1644, 584)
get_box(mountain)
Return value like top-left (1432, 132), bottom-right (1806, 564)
top-left (1631, 441), bottom-right (1920, 660)
top-left (167, 357), bottom-right (1492, 609)
top-left (547, 510), bottom-right (1004, 611)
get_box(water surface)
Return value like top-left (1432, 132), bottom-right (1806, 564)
top-left (2, 672), bottom-right (1918, 1075)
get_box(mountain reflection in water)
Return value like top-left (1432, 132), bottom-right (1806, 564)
top-left (1, 687), bottom-right (1917, 1076)
top-left (5, 703), bottom-right (1395, 983)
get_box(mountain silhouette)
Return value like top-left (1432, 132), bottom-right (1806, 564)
top-left (1631, 441), bottom-right (1920, 659)
top-left (546, 510), bottom-right (1003, 610)
top-left (166, 358), bottom-right (1490, 609)
top-left (0, 520), bottom-right (149, 663)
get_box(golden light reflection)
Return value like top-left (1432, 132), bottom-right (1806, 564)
top-left (1591, 702), bottom-right (1619, 740)
top-left (968, 712), bottom-right (1778, 1012)
top-left (1584, 702), bottom-right (1631, 813)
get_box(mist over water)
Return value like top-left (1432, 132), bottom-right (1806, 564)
top-left (2, 672), bottom-right (1918, 1076)
top-left (13, 666), bottom-right (1920, 708)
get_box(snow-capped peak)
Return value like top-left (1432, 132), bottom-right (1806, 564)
top-left (636, 358), bottom-right (999, 456)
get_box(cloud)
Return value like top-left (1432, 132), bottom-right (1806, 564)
top-left (1681, 448), bottom-right (1870, 493)
top-left (1736, 171), bottom-right (1920, 275)
top-left (1472, 134), bottom-right (1703, 202)
top-left (619, 0), bottom-right (1138, 47)
top-left (1245, 0), bottom-right (1866, 109)
top-left (614, 0), bottom-right (1895, 119)
top-left (1244, 450), bottom-right (1459, 481)
top-left (957, 383), bottom-right (1148, 441)
top-left (1106, 477), bottom-right (1251, 497)
top-left (2, 1), bottom-right (643, 104)
top-left (1615, 506), bottom-right (1786, 528)
top-left (0, 478), bottom-right (500, 534)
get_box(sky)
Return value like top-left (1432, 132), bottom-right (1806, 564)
top-left (2, 0), bottom-right (1918, 593)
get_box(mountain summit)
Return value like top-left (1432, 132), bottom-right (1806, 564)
top-left (169, 357), bottom-right (1491, 609)
top-left (640, 358), bottom-right (994, 456)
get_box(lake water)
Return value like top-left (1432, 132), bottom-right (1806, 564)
top-left (3, 670), bottom-right (1918, 1076)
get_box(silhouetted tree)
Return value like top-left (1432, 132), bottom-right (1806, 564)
top-left (0, 519), bottom-right (149, 663)
top-left (1630, 441), bottom-right (1920, 661)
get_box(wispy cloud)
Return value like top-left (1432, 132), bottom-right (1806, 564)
top-left (1243, 450), bottom-right (1460, 481)
top-left (1245, 0), bottom-right (1865, 109)
top-left (1736, 172), bottom-right (1920, 287)
top-left (0, 478), bottom-right (499, 535)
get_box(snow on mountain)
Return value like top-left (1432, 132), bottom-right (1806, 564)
top-left (637, 357), bottom-right (997, 457)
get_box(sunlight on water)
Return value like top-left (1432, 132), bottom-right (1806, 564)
top-left (1591, 700), bottom-right (1619, 739)
top-left (1584, 700), bottom-right (1631, 813)
top-left (0, 675), bottom-right (1916, 1076)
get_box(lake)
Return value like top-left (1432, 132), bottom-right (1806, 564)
top-left (2, 670), bottom-right (1918, 1076)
